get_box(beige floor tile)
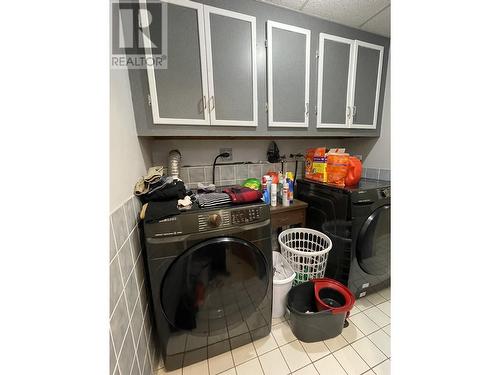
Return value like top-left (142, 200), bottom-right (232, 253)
top-left (377, 301), bottom-right (390, 317)
top-left (341, 319), bottom-right (365, 343)
top-left (182, 359), bottom-right (209, 375)
top-left (231, 342), bottom-right (257, 366)
top-left (208, 350), bottom-right (234, 375)
top-left (363, 371), bottom-right (376, 374)
top-left (365, 293), bottom-right (386, 306)
top-left (363, 307), bottom-right (390, 328)
top-left (292, 363), bottom-right (319, 375)
top-left (351, 337), bottom-right (387, 368)
top-left (378, 288), bottom-right (390, 301)
top-left (349, 313), bottom-right (379, 335)
top-left (271, 321), bottom-right (296, 346)
top-left (253, 334), bottom-right (278, 356)
top-left (156, 366), bottom-right (181, 374)
top-left (219, 368), bottom-right (237, 375)
top-left (373, 359), bottom-right (390, 375)
top-left (258, 348), bottom-right (290, 375)
top-left (236, 357), bottom-right (263, 375)
top-left (333, 345), bottom-right (369, 375)
top-left (313, 354), bottom-right (347, 375)
top-left (349, 305), bottom-right (362, 316)
top-left (354, 298), bottom-right (374, 311)
top-left (382, 324), bottom-right (391, 336)
top-left (300, 340), bottom-right (330, 362)
top-left (368, 330), bottom-right (390, 357)
top-left (272, 316), bottom-right (286, 325)
top-left (324, 334), bottom-right (349, 353)
top-left (280, 341), bottom-right (311, 372)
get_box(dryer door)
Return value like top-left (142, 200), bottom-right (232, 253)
top-left (355, 204), bottom-right (390, 276)
top-left (160, 237), bottom-right (269, 335)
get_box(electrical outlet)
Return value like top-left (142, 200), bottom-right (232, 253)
top-left (219, 148), bottom-right (233, 161)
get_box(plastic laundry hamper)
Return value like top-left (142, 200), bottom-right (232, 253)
top-left (272, 251), bottom-right (296, 318)
top-left (278, 228), bottom-right (332, 285)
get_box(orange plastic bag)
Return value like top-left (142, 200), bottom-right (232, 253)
top-left (326, 153), bottom-right (350, 187)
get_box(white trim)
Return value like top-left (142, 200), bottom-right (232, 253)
top-left (203, 6), bottom-right (258, 127)
top-left (350, 40), bottom-right (384, 129)
top-left (316, 33), bottom-right (354, 129)
top-left (267, 20), bottom-right (310, 128)
top-left (143, 0), bottom-right (211, 125)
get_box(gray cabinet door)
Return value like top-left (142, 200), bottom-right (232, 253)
top-left (203, 6), bottom-right (257, 126)
top-left (267, 21), bottom-right (310, 128)
top-left (145, 0), bottom-right (210, 125)
top-left (317, 33), bottom-right (354, 128)
top-left (351, 41), bottom-right (384, 129)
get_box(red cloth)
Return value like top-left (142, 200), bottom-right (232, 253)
top-left (222, 186), bottom-right (263, 204)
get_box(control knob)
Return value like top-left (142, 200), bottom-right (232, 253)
top-left (208, 214), bottom-right (222, 227)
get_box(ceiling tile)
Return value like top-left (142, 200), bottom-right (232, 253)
top-left (301, 0), bottom-right (390, 29)
top-left (360, 5), bottom-right (390, 36)
top-left (258, 0), bottom-right (309, 11)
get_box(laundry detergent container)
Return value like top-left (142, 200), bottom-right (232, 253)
top-left (286, 278), bottom-right (355, 342)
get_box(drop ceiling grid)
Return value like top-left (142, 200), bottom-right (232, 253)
top-left (258, 0), bottom-right (391, 36)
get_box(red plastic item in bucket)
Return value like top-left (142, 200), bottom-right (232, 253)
top-left (312, 278), bottom-right (355, 314)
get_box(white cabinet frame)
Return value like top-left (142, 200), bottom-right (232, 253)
top-left (142, 0), bottom-right (210, 125)
top-left (316, 33), bottom-right (354, 129)
top-left (350, 40), bottom-right (384, 129)
top-left (203, 6), bottom-right (258, 127)
top-left (267, 21), bottom-right (311, 128)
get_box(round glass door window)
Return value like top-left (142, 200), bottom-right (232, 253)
top-left (160, 237), bottom-right (269, 334)
top-left (356, 205), bottom-right (390, 276)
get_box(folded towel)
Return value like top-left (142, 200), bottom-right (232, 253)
top-left (144, 166), bottom-right (164, 182)
top-left (223, 186), bottom-right (262, 204)
top-left (196, 192), bottom-right (231, 208)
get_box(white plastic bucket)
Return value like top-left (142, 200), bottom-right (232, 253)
top-left (272, 251), bottom-right (296, 318)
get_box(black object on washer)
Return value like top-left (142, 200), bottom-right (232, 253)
top-left (296, 178), bottom-right (390, 298)
top-left (141, 201), bottom-right (272, 371)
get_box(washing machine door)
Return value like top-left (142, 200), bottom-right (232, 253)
top-left (160, 237), bottom-right (269, 335)
top-left (355, 204), bottom-right (390, 276)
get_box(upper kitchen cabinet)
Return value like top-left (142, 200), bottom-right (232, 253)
top-left (145, 0), bottom-right (257, 126)
top-left (317, 34), bottom-right (383, 129)
top-left (317, 33), bottom-right (354, 128)
top-left (132, 0), bottom-right (390, 137)
top-left (204, 6), bottom-right (258, 126)
top-left (267, 21), bottom-right (311, 128)
top-left (145, 0), bottom-right (210, 125)
top-left (351, 41), bottom-right (384, 129)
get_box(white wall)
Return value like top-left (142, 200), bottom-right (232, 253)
top-left (110, 69), bottom-right (152, 212)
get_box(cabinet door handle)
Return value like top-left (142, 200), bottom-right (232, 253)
top-left (305, 103), bottom-right (309, 115)
top-left (209, 96), bottom-right (215, 112)
top-left (352, 105), bottom-right (357, 118)
top-left (203, 96), bottom-right (207, 109)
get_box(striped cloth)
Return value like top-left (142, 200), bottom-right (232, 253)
top-left (196, 192), bottom-right (231, 208)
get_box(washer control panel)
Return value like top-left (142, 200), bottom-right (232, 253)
top-left (231, 207), bottom-right (262, 225)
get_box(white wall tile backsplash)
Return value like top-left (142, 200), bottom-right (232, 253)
top-left (178, 162), bottom-right (306, 190)
top-left (179, 163), bottom-right (389, 190)
top-left (110, 195), bottom-right (157, 375)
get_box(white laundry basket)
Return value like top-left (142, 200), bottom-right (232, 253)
top-left (278, 228), bottom-right (333, 285)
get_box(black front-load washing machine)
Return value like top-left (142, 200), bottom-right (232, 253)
top-left (141, 201), bottom-right (272, 371)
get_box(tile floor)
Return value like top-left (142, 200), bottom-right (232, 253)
top-left (156, 288), bottom-right (390, 375)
